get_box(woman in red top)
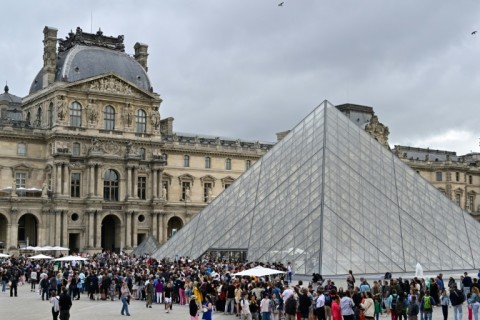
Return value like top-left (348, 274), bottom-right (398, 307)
top-left (332, 296), bottom-right (342, 320)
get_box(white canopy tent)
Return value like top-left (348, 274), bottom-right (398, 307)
top-left (21, 246), bottom-right (69, 251)
top-left (29, 254), bottom-right (54, 260)
top-left (54, 255), bottom-right (88, 262)
top-left (233, 266), bottom-right (286, 277)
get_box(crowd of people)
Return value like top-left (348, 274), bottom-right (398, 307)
top-left (1, 252), bottom-right (480, 320)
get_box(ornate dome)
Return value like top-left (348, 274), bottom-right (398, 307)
top-left (29, 28), bottom-right (152, 94)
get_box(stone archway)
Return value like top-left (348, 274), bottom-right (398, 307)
top-left (101, 215), bottom-right (121, 252)
top-left (167, 217), bottom-right (184, 240)
top-left (18, 213), bottom-right (38, 247)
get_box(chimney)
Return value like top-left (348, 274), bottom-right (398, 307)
top-left (134, 42), bottom-right (149, 72)
top-left (43, 26), bottom-right (58, 88)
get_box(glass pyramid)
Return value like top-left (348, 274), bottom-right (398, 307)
top-left (153, 101), bottom-right (480, 275)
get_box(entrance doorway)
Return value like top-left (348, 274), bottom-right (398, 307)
top-left (101, 215), bottom-right (121, 252)
top-left (69, 233), bottom-right (80, 254)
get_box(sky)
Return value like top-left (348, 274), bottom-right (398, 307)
top-left (2, 0), bottom-right (480, 154)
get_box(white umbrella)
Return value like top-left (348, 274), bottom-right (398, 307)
top-left (233, 266), bottom-right (286, 277)
top-left (30, 254), bottom-right (54, 260)
top-left (54, 255), bottom-right (88, 261)
top-left (0, 253), bottom-right (10, 258)
top-left (52, 246), bottom-right (70, 251)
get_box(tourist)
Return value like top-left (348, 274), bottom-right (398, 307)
top-left (298, 288), bottom-right (311, 320)
top-left (440, 289), bottom-right (450, 320)
top-left (450, 285), bottom-right (465, 320)
top-left (120, 282), bottom-right (131, 316)
top-left (30, 268), bottom-right (38, 292)
top-left (332, 296), bottom-right (342, 320)
top-left (341, 291), bottom-right (355, 320)
top-left (50, 290), bottom-right (60, 320)
top-left (406, 295), bottom-right (419, 320)
top-left (420, 290), bottom-right (435, 320)
top-left (145, 278), bottom-right (154, 308)
top-left (468, 287), bottom-right (480, 320)
top-left (360, 292), bottom-right (375, 320)
top-left (190, 295), bottom-right (199, 320)
top-left (164, 280), bottom-right (173, 313)
top-left (203, 295), bottom-right (214, 320)
top-left (260, 293), bottom-right (272, 320)
top-left (59, 286), bottom-right (72, 320)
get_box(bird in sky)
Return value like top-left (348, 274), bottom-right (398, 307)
top-left (278, 2), bottom-right (284, 6)
top-left (472, 31), bottom-right (477, 35)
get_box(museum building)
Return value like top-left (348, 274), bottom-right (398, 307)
top-left (0, 27), bottom-right (273, 254)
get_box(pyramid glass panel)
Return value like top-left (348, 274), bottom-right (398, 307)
top-left (153, 101), bottom-right (480, 276)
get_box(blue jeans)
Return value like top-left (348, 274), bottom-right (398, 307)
top-left (121, 296), bottom-right (130, 315)
top-left (424, 312), bottom-right (432, 320)
top-left (262, 312), bottom-right (271, 320)
top-left (1, 280), bottom-right (5, 292)
top-left (473, 302), bottom-right (480, 320)
top-left (453, 305), bottom-right (463, 320)
top-left (225, 298), bottom-right (235, 314)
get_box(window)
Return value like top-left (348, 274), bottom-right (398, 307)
top-left (435, 172), bottom-right (442, 182)
top-left (72, 143), bottom-right (80, 157)
top-left (103, 169), bottom-right (119, 201)
top-left (48, 103), bottom-right (53, 128)
top-left (16, 172), bottom-right (26, 189)
top-left (182, 181), bottom-right (191, 201)
top-left (137, 176), bottom-right (146, 200)
top-left (205, 156), bottom-right (211, 169)
top-left (224, 183), bottom-right (231, 189)
top-left (226, 158), bottom-right (232, 170)
top-left (204, 182), bottom-right (212, 203)
top-left (139, 148), bottom-right (146, 160)
top-left (71, 173), bottom-right (81, 197)
top-left (456, 172), bottom-right (460, 182)
top-left (70, 102), bottom-right (82, 127)
top-left (184, 155), bottom-right (190, 167)
top-left (104, 105), bottom-right (115, 130)
top-left (469, 175), bottom-right (473, 184)
top-left (455, 194), bottom-right (461, 206)
top-left (136, 109), bottom-right (146, 133)
top-left (246, 160), bottom-right (251, 170)
top-left (17, 143), bottom-right (26, 156)
top-left (162, 153), bottom-right (168, 165)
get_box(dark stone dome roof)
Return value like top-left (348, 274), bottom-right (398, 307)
top-left (29, 45), bottom-right (151, 94)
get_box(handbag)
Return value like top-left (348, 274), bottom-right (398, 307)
top-left (203, 307), bottom-right (208, 313)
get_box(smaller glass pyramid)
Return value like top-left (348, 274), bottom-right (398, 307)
top-left (153, 101), bottom-right (480, 275)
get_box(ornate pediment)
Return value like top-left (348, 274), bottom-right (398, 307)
top-left (66, 74), bottom-right (156, 99)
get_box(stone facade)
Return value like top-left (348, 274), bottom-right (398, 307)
top-left (393, 146), bottom-right (480, 220)
top-left (0, 27), bottom-right (272, 254)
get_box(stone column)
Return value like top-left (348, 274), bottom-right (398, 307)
top-left (158, 170), bottom-right (163, 198)
top-left (88, 211), bottom-right (94, 248)
top-left (125, 211), bottom-right (132, 248)
top-left (56, 163), bottom-right (62, 195)
top-left (62, 210), bottom-right (68, 247)
top-left (89, 165), bottom-right (95, 196)
top-left (62, 164), bottom-right (69, 196)
top-left (126, 167), bottom-right (132, 199)
top-left (132, 212), bottom-right (138, 247)
top-left (8, 223), bottom-right (18, 249)
top-left (132, 167), bottom-right (138, 198)
top-left (162, 214), bottom-right (167, 243)
top-left (95, 211), bottom-right (102, 249)
top-left (152, 170), bottom-right (158, 199)
top-left (55, 210), bottom-right (61, 245)
top-left (151, 212), bottom-right (158, 238)
top-left (96, 165), bottom-right (103, 197)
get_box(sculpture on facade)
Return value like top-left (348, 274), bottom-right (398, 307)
top-left (162, 186), bottom-right (167, 200)
top-left (185, 187), bottom-right (191, 201)
top-left (56, 97), bottom-right (66, 121)
top-left (41, 182), bottom-right (48, 198)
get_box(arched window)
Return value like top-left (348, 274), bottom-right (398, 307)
top-left (226, 158), bottom-right (232, 170)
top-left (103, 169), bottom-right (119, 201)
top-left (104, 105), bottom-right (115, 130)
top-left (205, 156), bottom-right (211, 169)
top-left (136, 109), bottom-right (146, 133)
top-left (184, 155), bottom-right (190, 167)
top-left (70, 102), bottom-right (82, 127)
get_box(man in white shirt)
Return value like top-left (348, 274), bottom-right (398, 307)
top-left (316, 287), bottom-right (326, 320)
top-left (30, 269), bottom-right (38, 292)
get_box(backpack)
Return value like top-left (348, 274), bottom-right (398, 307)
top-left (423, 296), bottom-right (432, 310)
top-left (408, 302), bottom-right (419, 315)
top-left (456, 290), bottom-right (466, 304)
top-left (395, 298), bottom-right (404, 314)
top-left (325, 294), bottom-right (332, 306)
top-left (391, 295), bottom-right (398, 310)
